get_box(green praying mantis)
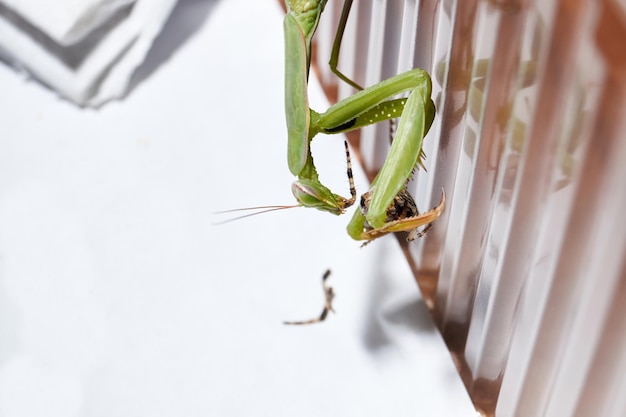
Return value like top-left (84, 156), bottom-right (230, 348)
top-left (283, 0), bottom-right (445, 244)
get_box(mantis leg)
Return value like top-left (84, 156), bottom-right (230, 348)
top-left (283, 269), bottom-right (335, 325)
top-left (328, 0), bottom-right (363, 91)
top-left (285, 6), bottom-right (360, 216)
top-left (346, 83), bottom-right (444, 242)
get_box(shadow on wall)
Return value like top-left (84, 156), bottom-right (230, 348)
top-left (127, 0), bottom-right (221, 95)
top-left (360, 241), bottom-right (437, 353)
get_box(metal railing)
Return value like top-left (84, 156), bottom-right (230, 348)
top-left (310, 0), bottom-right (626, 416)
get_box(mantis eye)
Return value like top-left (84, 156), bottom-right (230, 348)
top-left (292, 180), bottom-right (344, 215)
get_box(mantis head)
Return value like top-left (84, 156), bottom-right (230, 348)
top-left (292, 179), bottom-right (353, 215)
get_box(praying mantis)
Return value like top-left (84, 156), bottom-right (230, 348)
top-left (283, 0), bottom-right (446, 244)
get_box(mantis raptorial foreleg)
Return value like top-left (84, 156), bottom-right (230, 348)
top-left (345, 83), bottom-right (446, 243)
top-left (284, 0), bottom-right (445, 241)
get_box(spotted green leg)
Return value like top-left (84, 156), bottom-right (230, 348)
top-left (344, 77), bottom-right (445, 242)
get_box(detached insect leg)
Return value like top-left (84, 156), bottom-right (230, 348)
top-left (284, 269), bottom-right (335, 325)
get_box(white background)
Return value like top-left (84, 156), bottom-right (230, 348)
top-left (0, 0), bottom-right (475, 415)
